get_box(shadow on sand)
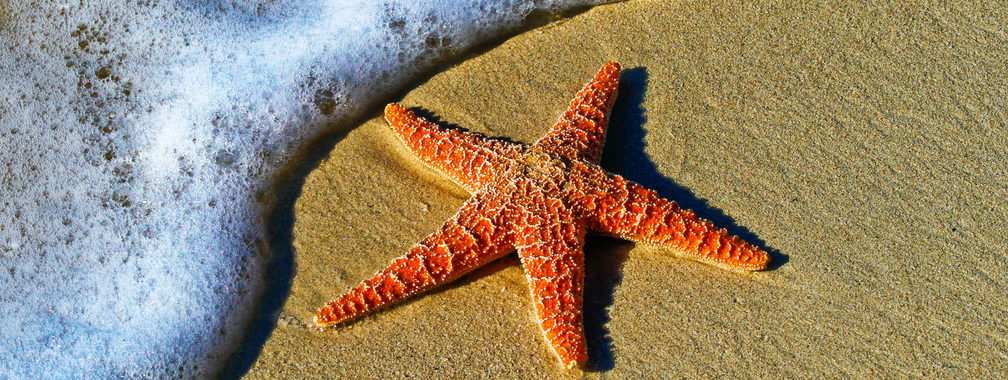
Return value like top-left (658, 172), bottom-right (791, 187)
top-left (601, 67), bottom-right (786, 270)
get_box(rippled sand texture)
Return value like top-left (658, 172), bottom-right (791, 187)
top-left (248, 0), bottom-right (1008, 377)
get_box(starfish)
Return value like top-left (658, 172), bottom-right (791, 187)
top-left (314, 61), bottom-right (769, 369)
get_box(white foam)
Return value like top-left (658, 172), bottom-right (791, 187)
top-left (0, 0), bottom-right (606, 377)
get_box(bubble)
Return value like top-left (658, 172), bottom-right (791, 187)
top-left (95, 66), bottom-right (111, 79)
top-left (214, 150), bottom-right (236, 167)
top-left (313, 88), bottom-right (337, 115)
top-left (111, 187), bottom-right (130, 207)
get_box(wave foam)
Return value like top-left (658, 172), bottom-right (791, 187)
top-left (0, 0), bottom-right (605, 377)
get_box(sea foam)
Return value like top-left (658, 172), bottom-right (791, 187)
top-left (0, 0), bottom-right (606, 377)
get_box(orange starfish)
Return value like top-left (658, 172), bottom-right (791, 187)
top-left (314, 61), bottom-right (769, 369)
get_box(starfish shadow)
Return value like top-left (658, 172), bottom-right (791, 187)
top-left (410, 108), bottom-right (527, 147)
top-left (602, 67), bottom-right (787, 269)
top-left (582, 235), bottom-right (631, 371)
top-left (440, 235), bottom-right (629, 373)
top-left (391, 235), bottom-right (629, 373)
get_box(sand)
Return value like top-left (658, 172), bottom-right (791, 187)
top-left (241, 0), bottom-right (1008, 377)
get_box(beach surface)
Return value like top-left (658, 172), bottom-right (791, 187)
top-left (245, 0), bottom-right (1008, 377)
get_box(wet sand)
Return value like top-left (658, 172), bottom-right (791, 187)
top-left (245, 0), bottom-right (1008, 377)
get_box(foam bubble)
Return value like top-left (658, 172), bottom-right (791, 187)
top-left (0, 0), bottom-right (606, 377)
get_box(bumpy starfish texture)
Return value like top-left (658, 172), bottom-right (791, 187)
top-left (314, 62), bottom-right (769, 369)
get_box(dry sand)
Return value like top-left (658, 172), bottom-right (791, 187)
top-left (243, 0), bottom-right (1008, 377)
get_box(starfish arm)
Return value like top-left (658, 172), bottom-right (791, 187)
top-left (514, 198), bottom-right (588, 369)
top-left (385, 103), bottom-right (525, 193)
top-left (314, 191), bottom-right (514, 327)
top-left (533, 61), bottom-right (621, 164)
top-left (576, 167), bottom-right (770, 271)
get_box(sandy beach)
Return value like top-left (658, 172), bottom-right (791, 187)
top-left (243, 0), bottom-right (1008, 377)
